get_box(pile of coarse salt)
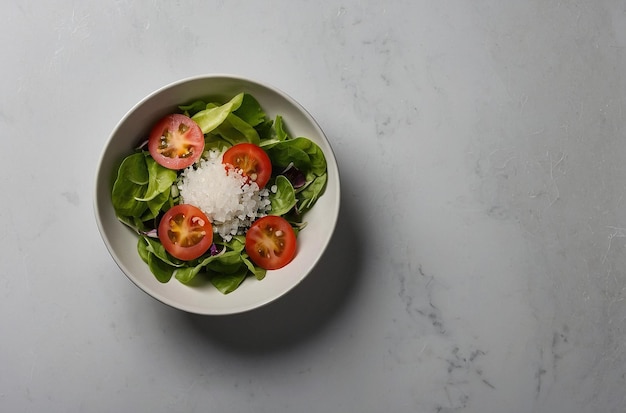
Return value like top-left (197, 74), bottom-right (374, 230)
top-left (177, 149), bottom-right (271, 241)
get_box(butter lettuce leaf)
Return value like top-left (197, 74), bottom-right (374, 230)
top-left (191, 93), bottom-right (244, 134)
top-left (269, 175), bottom-right (296, 216)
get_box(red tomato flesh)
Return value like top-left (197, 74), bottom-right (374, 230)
top-left (148, 114), bottom-right (204, 170)
top-left (222, 143), bottom-right (272, 188)
top-left (245, 215), bottom-right (296, 270)
top-left (158, 204), bottom-right (213, 261)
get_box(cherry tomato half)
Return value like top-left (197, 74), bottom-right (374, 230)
top-left (148, 114), bottom-right (204, 170)
top-left (222, 143), bottom-right (272, 188)
top-left (158, 204), bottom-right (213, 261)
top-left (245, 215), bottom-right (296, 270)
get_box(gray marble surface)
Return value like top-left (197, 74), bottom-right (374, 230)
top-left (2, 1), bottom-right (625, 412)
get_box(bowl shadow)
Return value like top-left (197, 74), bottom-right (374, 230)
top-left (175, 177), bottom-right (365, 355)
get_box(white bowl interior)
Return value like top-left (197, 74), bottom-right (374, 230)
top-left (94, 75), bottom-right (340, 315)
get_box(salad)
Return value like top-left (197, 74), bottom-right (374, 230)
top-left (111, 92), bottom-right (328, 294)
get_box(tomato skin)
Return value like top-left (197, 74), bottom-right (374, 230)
top-left (245, 216), bottom-right (296, 270)
top-left (148, 114), bottom-right (204, 170)
top-left (158, 204), bottom-right (213, 261)
top-left (222, 143), bottom-right (272, 188)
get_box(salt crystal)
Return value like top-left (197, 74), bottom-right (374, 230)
top-left (177, 149), bottom-right (271, 240)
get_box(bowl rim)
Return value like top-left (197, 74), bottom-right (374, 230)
top-left (93, 73), bottom-right (341, 315)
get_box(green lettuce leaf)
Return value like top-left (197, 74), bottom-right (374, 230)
top-left (207, 266), bottom-right (249, 294)
top-left (233, 93), bottom-right (267, 127)
top-left (135, 156), bottom-right (177, 202)
top-left (212, 112), bottom-right (261, 145)
top-left (111, 152), bottom-right (149, 217)
top-left (297, 172), bottom-right (327, 213)
top-left (269, 175), bottom-right (296, 216)
top-left (191, 93), bottom-right (244, 134)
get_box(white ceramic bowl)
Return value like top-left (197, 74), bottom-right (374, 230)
top-left (94, 74), bottom-right (340, 315)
